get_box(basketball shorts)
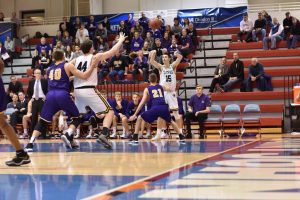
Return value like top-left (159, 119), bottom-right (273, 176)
top-left (164, 91), bottom-right (178, 111)
top-left (141, 104), bottom-right (171, 123)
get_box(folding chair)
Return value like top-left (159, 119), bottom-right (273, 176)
top-left (241, 104), bottom-right (261, 138)
top-left (222, 104), bottom-right (241, 137)
top-left (204, 104), bottom-right (223, 138)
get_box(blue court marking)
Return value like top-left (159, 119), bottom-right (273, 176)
top-left (0, 140), bottom-right (252, 153)
top-left (0, 174), bottom-right (145, 200)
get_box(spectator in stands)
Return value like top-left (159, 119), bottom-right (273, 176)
top-left (165, 25), bottom-right (174, 38)
top-left (118, 20), bottom-right (129, 36)
top-left (252, 12), bottom-right (267, 42)
top-left (5, 93), bottom-right (18, 122)
top-left (263, 18), bottom-right (284, 50)
top-left (287, 17), bottom-right (300, 49)
top-left (283, 12), bottom-right (293, 39)
top-left (209, 57), bottom-right (229, 94)
top-left (141, 41), bottom-right (150, 59)
top-left (131, 31), bottom-right (144, 53)
top-left (262, 10), bottom-right (272, 27)
top-left (132, 50), bottom-right (149, 83)
top-left (138, 12), bottom-right (150, 37)
top-left (149, 26), bottom-right (162, 39)
top-left (237, 14), bottom-right (253, 42)
top-left (64, 45), bottom-right (75, 62)
top-left (11, 12), bottom-right (20, 35)
top-left (185, 85), bottom-right (211, 139)
top-left (96, 37), bottom-right (109, 53)
top-left (4, 36), bottom-right (15, 59)
top-left (76, 24), bottom-right (89, 44)
top-left (221, 52), bottom-right (244, 92)
top-left (73, 45), bottom-right (83, 58)
top-left (52, 30), bottom-right (63, 48)
top-left (55, 41), bottom-right (65, 51)
top-left (179, 28), bottom-right (193, 56)
top-left (31, 37), bottom-right (51, 69)
top-left (94, 23), bottom-right (108, 42)
top-left (133, 21), bottom-right (144, 35)
top-left (183, 18), bottom-right (190, 29)
top-left (0, 12), bottom-right (4, 21)
top-left (172, 17), bottom-right (183, 37)
top-left (27, 69), bottom-right (48, 134)
top-left (10, 92), bottom-right (28, 132)
top-left (162, 32), bottom-right (171, 49)
top-left (108, 52), bottom-right (128, 83)
top-left (61, 30), bottom-right (73, 47)
top-left (112, 35), bottom-right (120, 47)
top-left (187, 23), bottom-right (198, 52)
top-left (7, 75), bottom-right (23, 101)
top-left (98, 59), bottom-right (110, 84)
top-left (125, 14), bottom-right (135, 30)
top-left (101, 16), bottom-right (111, 33)
top-left (20, 99), bottom-right (32, 139)
top-left (74, 38), bottom-right (81, 47)
top-left (110, 91), bottom-right (128, 138)
top-left (144, 32), bottom-right (154, 49)
top-left (0, 42), bottom-right (9, 67)
top-left (72, 16), bottom-right (82, 37)
top-left (87, 15), bottom-right (97, 38)
top-left (168, 39), bottom-right (181, 61)
top-left (36, 48), bottom-right (50, 74)
top-left (245, 58), bottom-right (273, 92)
top-left (59, 17), bottom-right (71, 34)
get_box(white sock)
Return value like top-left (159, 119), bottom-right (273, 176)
top-left (122, 127), bottom-right (125, 135)
top-left (179, 128), bottom-right (183, 134)
top-left (88, 126), bottom-right (93, 135)
top-left (24, 129), bottom-right (28, 135)
top-left (146, 128), bottom-right (151, 136)
top-left (30, 136), bottom-right (35, 143)
top-left (76, 128), bottom-right (80, 135)
top-left (67, 128), bottom-right (74, 136)
top-left (113, 127), bottom-right (117, 134)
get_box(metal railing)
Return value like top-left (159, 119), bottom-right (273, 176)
top-left (178, 80), bottom-right (188, 111)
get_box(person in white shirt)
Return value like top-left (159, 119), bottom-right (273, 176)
top-left (263, 18), bottom-right (284, 50)
top-left (76, 24), bottom-right (89, 44)
top-left (237, 14), bottom-right (253, 42)
top-left (4, 36), bottom-right (14, 58)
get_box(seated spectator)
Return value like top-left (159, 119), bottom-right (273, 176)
top-left (96, 37), bottom-right (109, 53)
top-left (171, 17), bottom-right (183, 38)
top-left (252, 12), bottom-right (267, 42)
top-left (20, 99), bottom-right (32, 139)
top-left (221, 52), bottom-right (244, 92)
top-left (151, 38), bottom-right (166, 68)
top-left (179, 28), bottom-right (193, 56)
top-left (183, 18), bottom-right (190, 29)
top-left (209, 57), bottom-right (229, 94)
top-left (237, 14), bottom-right (253, 42)
top-left (73, 45), bottom-right (83, 58)
top-left (157, 15), bottom-right (166, 33)
top-left (245, 58), bottom-right (273, 92)
top-left (52, 30), bottom-right (63, 48)
top-left (0, 41), bottom-right (10, 67)
top-left (132, 51), bottom-right (149, 83)
top-left (76, 24), bottom-right (89, 44)
top-left (36, 48), bottom-right (50, 74)
top-left (168, 39), bottom-right (181, 61)
top-left (141, 41), bottom-right (150, 59)
top-left (187, 23), bottom-right (198, 52)
top-left (125, 14), bottom-right (135, 31)
top-left (59, 16), bottom-right (71, 34)
top-left (61, 31), bottom-right (73, 47)
top-left (164, 25), bottom-right (174, 38)
top-left (149, 27), bottom-right (162, 39)
top-left (94, 23), bottom-right (108, 42)
top-left (118, 20), bottom-right (129, 36)
top-left (98, 59), bottom-right (110, 84)
top-left (185, 85), bottom-right (211, 139)
top-left (133, 21), bottom-right (144, 35)
top-left (10, 92), bottom-right (28, 132)
top-left (262, 10), bottom-right (272, 27)
top-left (108, 52), bottom-right (128, 83)
top-left (64, 45), bottom-right (75, 63)
top-left (5, 93), bottom-right (18, 122)
top-left (138, 12), bottom-right (150, 37)
top-left (101, 16), bottom-right (111, 33)
top-left (72, 16), bottom-right (82, 37)
top-left (161, 32), bottom-right (171, 49)
top-left (31, 37), bottom-right (51, 69)
top-left (87, 15), bottom-right (97, 38)
top-left (287, 17), bottom-right (300, 49)
top-left (110, 92), bottom-right (128, 138)
top-left (7, 75), bottom-right (23, 101)
top-left (131, 31), bottom-right (144, 53)
top-left (4, 36), bottom-right (15, 58)
top-left (263, 17), bottom-right (284, 50)
top-left (55, 41), bottom-right (65, 51)
top-left (283, 12), bottom-right (293, 39)
top-left (144, 32), bottom-right (154, 49)
top-left (74, 38), bottom-right (81, 47)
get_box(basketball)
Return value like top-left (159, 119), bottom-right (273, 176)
top-left (149, 18), bottom-right (162, 29)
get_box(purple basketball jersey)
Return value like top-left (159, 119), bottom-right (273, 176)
top-left (47, 61), bottom-right (70, 91)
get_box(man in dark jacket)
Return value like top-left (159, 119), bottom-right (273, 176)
top-left (287, 17), bottom-right (300, 49)
top-left (221, 53), bottom-right (244, 92)
top-left (10, 92), bottom-right (28, 131)
top-left (209, 57), bottom-right (229, 94)
top-left (283, 12), bottom-right (293, 39)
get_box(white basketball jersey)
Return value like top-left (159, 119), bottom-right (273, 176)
top-left (74, 54), bottom-right (97, 88)
top-left (159, 65), bottom-right (176, 92)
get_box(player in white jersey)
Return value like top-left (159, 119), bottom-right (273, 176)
top-left (149, 50), bottom-right (183, 140)
top-left (70, 33), bottom-right (126, 149)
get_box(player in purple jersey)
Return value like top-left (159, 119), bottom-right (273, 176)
top-left (25, 50), bottom-right (96, 151)
top-left (129, 73), bottom-right (185, 143)
top-left (0, 58), bottom-right (31, 166)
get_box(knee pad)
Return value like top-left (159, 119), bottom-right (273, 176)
top-left (70, 117), bottom-right (81, 128)
top-left (34, 119), bottom-right (49, 133)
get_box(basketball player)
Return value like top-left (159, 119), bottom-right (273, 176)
top-left (0, 58), bottom-right (30, 166)
top-left (25, 50), bottom-right (96, 151)
top-left (149, 50), bottom-right (183, 140)
top-left (129, 73), bottom-right (185, 143)
top-left (72, 32), bottom-right (126, 149)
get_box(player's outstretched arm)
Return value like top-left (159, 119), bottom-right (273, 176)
top-left (93, 32), bottom-right (127, 64)
top-left (0, 59), bottom-right (4, 75)
top-left (149, 50), bottom-right (163, 70)
top-left (171, 51), bottom-right (183, 70)
top-left (66, 61), bottom-right (95, 80)
top-left (130, 88), bottom-right (149, 120)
